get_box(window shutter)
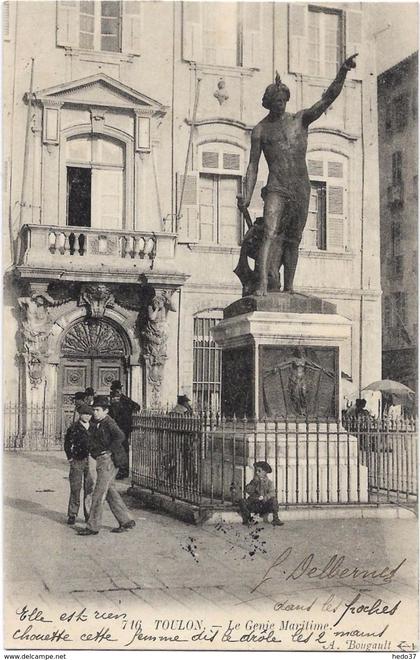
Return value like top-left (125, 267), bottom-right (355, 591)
top-left (182, 1), bottom-right (202, 62)
top-left (56, 0), bottom-right (79, 48)
top-left (308, 159), bottom-right (324, 177)
top-left (327, 161), bottom-right (343, 178)
top-left (288, 3), bottom-right (307, 75)
top-left (202, 151), bottom-right (219, 169)
top-left (122, 1), bottom-right (141, 55)
top-left (176, 172), bottom-right (199, 243)
top-left (242, 2), bottom-right (261, 69)
top-left (3, 1), bottom-right (10, 39)
top-left (345, 8), bottom-right (362, 81)
top-left (223, 152), bottom-right (240, 172)
top-left (92, 169), bottom-right (123, 230)
top-left (327, 185), bottom-right (345, 250)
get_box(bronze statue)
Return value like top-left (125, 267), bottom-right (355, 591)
top-left (237, 54), bottom-right (358, 296)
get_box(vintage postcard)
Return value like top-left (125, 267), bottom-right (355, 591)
top-left (2, 0), bottom-right (418, 654)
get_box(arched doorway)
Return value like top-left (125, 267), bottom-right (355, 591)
top-left (59, 317), bottom-right (129, 433)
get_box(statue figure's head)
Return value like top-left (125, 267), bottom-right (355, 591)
top-left (262, 72), bottom-right (290, 113)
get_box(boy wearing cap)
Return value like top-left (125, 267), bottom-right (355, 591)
top-left (72, 391), bottom-right (87, 423)
top-left (238, 461), bottom-right (284, 526)
top-left (64, 403), bottom-right (94, 525)
top-left (78, 395), bottom-right (135, 536)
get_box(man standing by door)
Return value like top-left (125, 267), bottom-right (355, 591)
top-left (78, 395), bottom-right (135, 536)
top-left (109, 380), bottom-right (140, 480)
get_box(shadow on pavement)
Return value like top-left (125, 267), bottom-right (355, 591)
top-left (4, 496), bottom-right (66, 525)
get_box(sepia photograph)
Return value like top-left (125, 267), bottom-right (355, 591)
top-left (2, 0), bottom-right (418, 653)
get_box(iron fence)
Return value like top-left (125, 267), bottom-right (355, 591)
top-left (3, 404), bottom-right (62, 450)
top-left (131, 411), bottom-right (418, 508)
top-left (3, 404), bottom-right (417, 510)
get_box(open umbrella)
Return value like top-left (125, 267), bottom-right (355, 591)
top-left (363, 379), bottom-right (415, 396)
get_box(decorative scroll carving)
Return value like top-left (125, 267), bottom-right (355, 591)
top-left (140, 289), bottom-right (176, 406)
top-left (79, 284), bottom-right (115, 318)
top-left (18, 292), bottom-right (54, 388)
top-left (62, 319), bottom-right (126, 357)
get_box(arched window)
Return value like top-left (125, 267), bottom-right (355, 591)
top-left (66, 135), bottom-right (125, 229)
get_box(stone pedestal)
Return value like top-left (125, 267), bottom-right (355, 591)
top-left (202, 422), bottom-right (368, 504)
top-left (212, 293), bottom-right (352, 419)
top-left (208, 294), bottom-right (367, 504)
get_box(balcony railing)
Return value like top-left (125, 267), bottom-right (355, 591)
top-left (18, 224), bottom-right (178, 276)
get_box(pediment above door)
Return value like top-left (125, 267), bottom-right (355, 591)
top-left (32, 73), bottom-right (167, 117)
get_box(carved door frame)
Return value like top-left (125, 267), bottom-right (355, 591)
top-left (58, 317), bottom-right (130, 435)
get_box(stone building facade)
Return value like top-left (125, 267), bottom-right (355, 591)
top-left (378, 52), bottom-right (418, 392)
top-left (3, 1), bottom-right (381, 435)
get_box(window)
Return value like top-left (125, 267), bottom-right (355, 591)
top-left (391, 222), bottom-right (401, 257)
top-left (79, 1), bottom-right (121, 52)
top-left (199, 175), bottom-right (241, 244)
top-left (305, 181), bottom-right (326, 250)
top-left (176, 142), bottom-right (244, 244)
top-left (303, 152), bottom-right (347, 251)
top-left (203, 3), bottom-right (238, 67)
top-left (383, 295), bottom-right (393, 328)
top-left (394, 255), bottom-right (404, 278)
top-left (412, 89), bottom-right (418, 119)
top-left (308, 7), bottom-right (343, 78)
top-left (193, 314), bottom-right (222, 411)
top-left (183, 2), bottom-right (261, 68)
top-left (385, 101), bottom-right (393, 134)
top-left (393, 94), bottom-right (409, 131)
top-left (3, 1), bottom-right (9, 39)
top-left (394, 292), bottom-right (407, 325)
top-left (57, 1), bottom-right (141, 55)
top-left (66, 135), bottom-right (125, 228)
top-left (392, 151), bottom-right (403, 186)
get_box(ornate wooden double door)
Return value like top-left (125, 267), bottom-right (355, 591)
top-left (59, 318), bottom-right (128, 435)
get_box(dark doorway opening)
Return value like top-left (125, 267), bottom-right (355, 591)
top-left (67, 167), bottom-right (91, 227)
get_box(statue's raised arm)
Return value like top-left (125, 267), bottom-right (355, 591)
top-left (302, 54), bottom-right (358, 127)
top-left (234, 58), bottom-right (357, 297)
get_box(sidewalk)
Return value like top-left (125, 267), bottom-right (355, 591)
top-left (3, 451), bottom-right (418, 650)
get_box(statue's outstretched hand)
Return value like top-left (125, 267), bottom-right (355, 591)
top-left (342, 53), bottom-right (358, 71)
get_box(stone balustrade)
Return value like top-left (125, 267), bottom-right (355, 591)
top-left (18, 224), bottom-right (179, 280)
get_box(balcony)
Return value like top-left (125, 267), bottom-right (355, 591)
top-left (16, 224), bottom-right (185, 285)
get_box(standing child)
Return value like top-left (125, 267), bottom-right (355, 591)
top-left (238, 461), bottom-right (284, 526)
top-left (64, 403), bottom-right (94, 525)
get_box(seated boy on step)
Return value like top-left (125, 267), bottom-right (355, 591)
top-left (238, 461), bottom-right (284, 526)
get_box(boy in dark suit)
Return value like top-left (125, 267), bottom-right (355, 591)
top-left (238, 461), bottom-right (284, 527)
top-left (78, 396), bottom-right (135, 536)
top-left (64, 403), bottom-right (94, 525)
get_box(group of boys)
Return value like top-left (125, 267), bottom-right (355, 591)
top-left (64, 380), bottom-right (139, 536)
top-left (65, 382), bottom-right (284, 532)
